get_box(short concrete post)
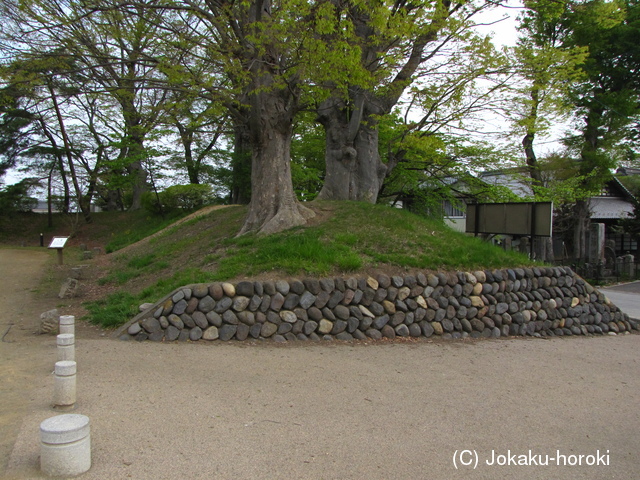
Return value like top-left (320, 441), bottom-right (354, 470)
top-left (40, 414), bottom-right (91, 477)
top-left (57, 334), bottom-right (75, 362)
top-left (59, 315), bottom-right (75, 335)
top-left (54, 361), bottom-right (76, 409)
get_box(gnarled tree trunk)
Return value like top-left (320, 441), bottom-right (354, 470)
top-left (313, 0), bottom-right (454, 204)
top-left (238, 84), bottom-right (313, 235)
top-left (316, 95), bottom-right (386, 202)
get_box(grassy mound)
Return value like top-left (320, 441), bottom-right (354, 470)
top-left (83, 201), bottom-right (533, 328)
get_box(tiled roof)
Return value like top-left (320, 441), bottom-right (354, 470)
top-left (590, 197), bottom-right (634, 220)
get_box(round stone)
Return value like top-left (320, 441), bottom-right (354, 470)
top-left (165, 326), bottom-right (179, 341)
top-left (221, 282), bottom-right (236, 297)
top-left (261, 322), bottom-right (277, 338)
top-left (189, 327), bottom-right (203, 341)
top-left (381, 325), bottom-right (396, 338)
top-left (235, 281), bottom-right (254, 297)
top-left (232, 296), bottom-right (250, 312)
top-left (280, 311), bottom-right (297, 323)
top-left (127, 323), bottom-right (142, 335)
top-left (318, 319), bottom-right (333, 335)
top-left (236, 324), bottom-right (250, 340)
top-left (334, 305), bottom-right (350, 320)
top-left (218, 325), bottom-right (237, 341)
top-left (275, 280), bottom-right (290, 295)
top-left (395, 324), bottom-right (410, 337)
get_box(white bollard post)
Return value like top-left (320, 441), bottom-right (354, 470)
top-left (59, 315), bottom-right (75, 335)
top-left (56, 334), bottom-right (75, 362)
top-left (40, 414), bottom-right (91, 477)
top-left (54, 361), bottom-right (76, 409)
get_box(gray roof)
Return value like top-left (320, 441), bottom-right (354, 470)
top-left (590, 197), bottom-right (635, 220)
top-left (479, 170), bottom-right (533, 198)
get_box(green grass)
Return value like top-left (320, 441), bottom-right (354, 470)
top-left (84, 291), bottom-right (138, 328)
top-left (104, 211), bottom-right (191, 253)
top-left (214, 227), bottom-right (364, 278)
top-left (71, 201), bottom-right (537, 328)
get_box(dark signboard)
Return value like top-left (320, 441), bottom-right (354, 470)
top-left (465, 202), bottom-right (553, 237)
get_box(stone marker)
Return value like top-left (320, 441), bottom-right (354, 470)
top-left (56, 334), bottom-right (75, 362)
top-left (54, 361), bottom-right (76, 409)
top-left (39, 309), bottom-right (59, 335)
top-left (40, 414), bottom-right (91, 477)
top-left (58, 278), bottom-right (79, 299)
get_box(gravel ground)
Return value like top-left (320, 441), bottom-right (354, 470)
top-left (2, 249), bottom-right (639, 480)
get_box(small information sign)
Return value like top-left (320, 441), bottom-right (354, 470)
top-left (48, 236), bottom-right (70, 265)
top-left (48, 237), bottom-right (70, 249)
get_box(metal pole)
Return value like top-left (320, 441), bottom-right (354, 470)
top-left (474, 204), bottom-right (480, 238)
top-left (530, 203), bottom-right (537, 260)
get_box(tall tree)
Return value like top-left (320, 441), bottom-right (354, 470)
top-left (509, 0), bottom-right (587, 192)
top-left (378, 32), bottom-right (512, 205)
top-left (0, 54), bottom-right (86, 216)
top-left (135, 0), bottom-right (368, 234)
top-left (1, 0), bottom-right (181, 210)
top-left (0, 83), bottom-right (35, 179)
top-left (563, 0), bottom-right (640, 261)
top-left (314, 0), bottom-right (499, 203)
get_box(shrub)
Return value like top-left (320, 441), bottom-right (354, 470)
top-left (0, 179), bottom-right (39, 213)
top-left (163, 184), bottom-right (215, 210)
top-left (143, 184), bottom-right (215, 214)
top-left (141, 191), bottom-right (164, 215)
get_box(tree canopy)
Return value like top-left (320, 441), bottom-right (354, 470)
top-left (0, 0), bottom-right (638, 242)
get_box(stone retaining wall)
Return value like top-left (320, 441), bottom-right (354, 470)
top-left (115, 267), bottom-right (639, 343)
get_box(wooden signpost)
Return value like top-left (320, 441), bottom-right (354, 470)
top-left (465, 202), bottom-right (553, 258)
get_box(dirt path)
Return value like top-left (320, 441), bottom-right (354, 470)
top-left (0, 249), bottom-right (55, 473)
top-left (0, 247), bottom-right (105, 476)
top-left (1, 248), bottom-right (639, 479)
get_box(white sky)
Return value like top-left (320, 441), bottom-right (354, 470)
top-left (471, 1), bottom-right (571, 158)
top-left (473, 1), bottom-right (524, 47)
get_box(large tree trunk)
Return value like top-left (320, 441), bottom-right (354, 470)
top-left (231, 120), bottom-right (252, 204)
top-left (316, 96), bottom-right (386, 202)
top-left (125, 135), bottom-right (148, 211)
top-left (127, 158), bottom-right (147, 211)
top-left (38, 117), bottom-right (70, 213)
top-left (351, 119), bottom-right (387, 202)
top-left (571, 101), bottom-right (602, 262)
top-left (315, 4), bottom-right (445, 204)
top-left (120, 93), bottom-right (148, 211)
top-left (104, 188), bottom-right (121, 211)
top-left (522, 87), bottom-right (544, 193)
top-left (238, 87), bottom-right (314, 235)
